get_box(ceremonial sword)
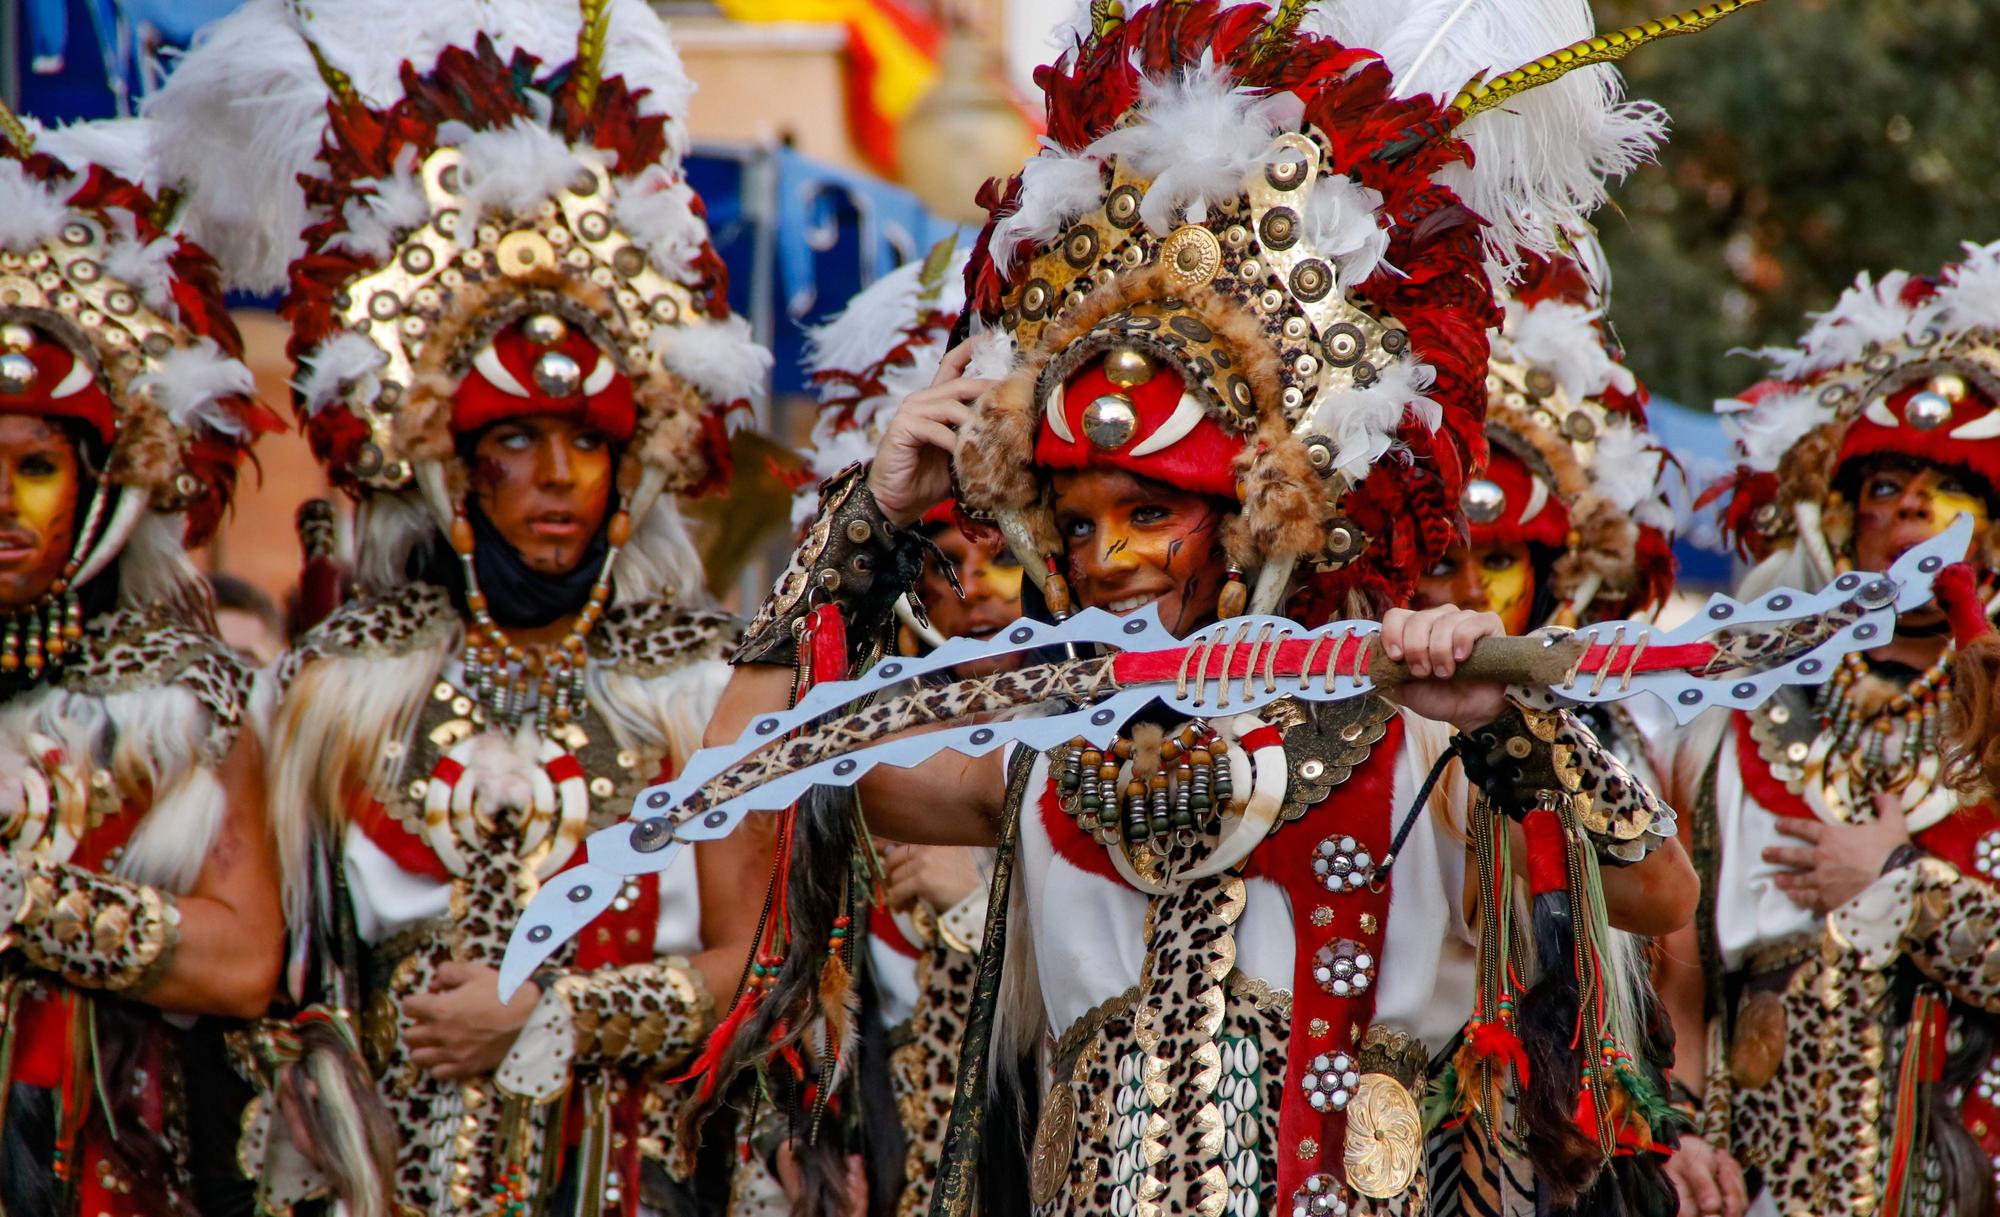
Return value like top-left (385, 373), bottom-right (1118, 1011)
top-left (497, 516), bottom-right (1970, 998)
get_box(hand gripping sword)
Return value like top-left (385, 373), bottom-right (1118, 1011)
top-left (497, 516), bottom-right (1970, 998)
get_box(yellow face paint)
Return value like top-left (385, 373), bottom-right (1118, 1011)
top-left (1923, 483), bottom-right (1990, 541)
top-left (1474, 542), bottom-right (1535, 636)
top-left (10, 463), bottom-right (72, 537)
top-left (966, 550), bottom-right (1024, 603)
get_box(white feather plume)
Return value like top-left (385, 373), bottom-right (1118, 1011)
top-left (0, 160), bottom-right (72, 252)
top-left (1300, 174), bottom-right (1390, 289)
top-left (295, 332), bottom-right (389, 415)
top-left (805, 257), bottom-right (930, 382)
top-left (129, 338), bottom-right (257, 437)
top-left (1499, 297), bottom-right (1636, 403)
top-left (444, 118), bottom-right (589, 235)
top-left (34, 117), bottom-right (161, 193)
top-left (1722, 386), bottom-right (1835, 475)
top-left (1588, 419), bottom-right (1672, 529)
top-left (649, 313), bottom-right (773, 406)
top-left (1930, 238), bottom-right (2000, 341)
top-left (963, 325), bottom-right (1018, 383)
top-left (1085, 57), bottom-right (1291, 234)
top-left (1306, 357), bottom-right (1441, 482)
top-left (989, 144), bottom-right (1104, 277)
top-left (1312, 0), bottom-right (1666, 268)
top-left (325, 150), bottom-right (431, 262)
top-left (614, 164), bottom-right (708, 284)
top-left (103, 216), bottom-right (181, 317)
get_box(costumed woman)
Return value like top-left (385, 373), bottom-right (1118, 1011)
top-left (781, 238), bottom-right (1013, 1217)
top-left (151, 3), bottom-right (775, 1214)
top-left (0, 113), bottom-right (288, 1216)
top-left (1654, 243), bottom-right (2000, 1217)
top-left (696, 5), bottom-right (1751, 1215)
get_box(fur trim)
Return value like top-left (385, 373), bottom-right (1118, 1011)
top-left (295, 332), bottom-right (390, 415)
top-left (1083, 58), bottom-right (1294, 235)
top-left (0, 159), bottom-right (71, 252)
top-left (129, 337), bottom-right (258, 438)
top-left (115, 512), bottom-right (211, 620)
top-left (1550, 491), bottom-right (1637, 599)
top-left (956, 356), bottom-right (1045, 513)
top-left (648, 313), bottom-right (771, 407)
top-left (391, 370), bottom-right (460, 465)
top-left (629, 367), bottom-right (714, 491)
top-left (352, 492), bottom-right (438, 596)
top-left (1233, 427), bottom-right (1330, 565)
top-left (106, 401), bottom-right (181, 494)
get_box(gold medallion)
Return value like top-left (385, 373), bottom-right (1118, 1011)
top-left (1344, 1073), bottom-right (1421, 1199)
top-left (1030, 1081), bottom-right (1078, 1206)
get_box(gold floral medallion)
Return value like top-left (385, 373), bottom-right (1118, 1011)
top-left (1344, 1072), bottom-right (1421, 1199)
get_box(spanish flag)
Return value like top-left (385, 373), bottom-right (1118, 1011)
top-left (715, 0), bottom-right (941, 174)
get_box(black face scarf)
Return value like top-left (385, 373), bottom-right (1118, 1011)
top-left (415, 498), bottom-right (611, 629)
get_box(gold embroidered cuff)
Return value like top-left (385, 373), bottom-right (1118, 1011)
top-left (14, 860), bottom-right (181, 993)
top-left (495, 958), bottom-right (714, 1102)
top-left (1461, 701), bottom-right (1676, 865)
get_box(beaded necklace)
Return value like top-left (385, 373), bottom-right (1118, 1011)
top-left (1055, 721), bottom-right (1235, 851)
top-left (1810, 647), bottom-right (1952, 800)
top-left (449, 500), bottom-right (629, 733)
top-left (0, 483), bottom-right (103, 680)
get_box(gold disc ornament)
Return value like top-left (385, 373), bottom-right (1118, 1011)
top-left (1030, 1081), bottom-right (1078, 1206)
top-left (1344, 1073), bottom-right (1421, 1199)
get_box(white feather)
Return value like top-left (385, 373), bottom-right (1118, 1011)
top-left (103, 219), bottom-right (181, 317)
top-left (129, 338), bottom-right (258, 437)
top-left (1300, 174), bottom-right (1390, 290)
top-left (444, 119), bottom-right (589, 236)
top-left (1499, 297), bottom-right (1635, 403)
top-left (963, 325), bottom-right (1018, 383)
top-left (1085, 58), bottom-right (1290, 234)
top-left (294, 332), bottom-right (388, 416)
top-left (989, 144), bottom-right (1104, 277)
top-left (1307, 357), bottom-right (1441, 482)
top-left (0, 160), bottom-right (72, 252)
top-left (613, 164), bottom-right (705, 282)
top-left (1312, 0), bottom-right (1666, 269)
top-left (805, 258), bottom-right (930, 382)
top-left (1722, 386), bottom-right (1835, 475)
top-left (325, 150), bottom-right (431, 262)
top-left (649, 313), bottom-right (773, 406)
top-left (1931, 239), bottom-right (2000, 341)
top-left (1588, 420), bottom-right (1670, 525)
top-left (34, 117), bottom-right (161, 193)
top-left (113, 512), bottom-right (209, 616)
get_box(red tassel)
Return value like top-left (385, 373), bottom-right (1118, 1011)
top-left (1469, 1018), bottom-right (1532, 1085)
top-left (1521, 808), bottom-right (1568, 899)
top-left (804, 603), bottom-right (848, 688)
top-left (1934, 562), bottom-right (1992, 649)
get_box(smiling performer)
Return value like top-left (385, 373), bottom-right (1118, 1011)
top-left (1656, 244), bottom-right (2000, 1217)
top-left (688, 4), bottom-right (1781, 1214)
top-left (150, 3), bottom-right (772, 1214)
top-left (0, 113), bottom-right (289, 1217)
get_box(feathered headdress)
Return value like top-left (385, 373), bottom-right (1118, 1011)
top-left (1473, 252), bottom-right (1679, 624)
top-left (798, 237), bottom-right (970, 526)
top-left (952, 0), bottom-right (1739, 618)
top-left (150, 0), bottom-right (769, 571)
top-left (0, 111), bottom-right (276, 652)
top-left (1710, 239), bottom-right (2000, 579)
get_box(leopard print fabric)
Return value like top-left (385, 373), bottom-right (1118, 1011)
top-left (12, 859), bottom-right (180, 993)
top-left (272, 583), bottom-right (458, 691)
top-left (61, 606), bottom-right (253, 763)
top-left (892, 942), bottom-right (980, 1217)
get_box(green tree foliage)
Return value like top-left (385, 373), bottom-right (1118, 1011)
top-left (1594, 0), bottom-right (1999, 408)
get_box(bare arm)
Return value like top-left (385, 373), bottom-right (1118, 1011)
top-left (705, 664), bottom-right (1006, 848)
top-left (1656, 920), bottom-right (1709, 1092)
top-left (1602, 836), bottom-right (1698, 937)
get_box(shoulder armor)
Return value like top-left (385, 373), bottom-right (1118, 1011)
top-left (594, 601), bottom-right (741, 678)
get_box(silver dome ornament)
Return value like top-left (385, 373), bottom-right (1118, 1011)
top-left (0, 352), bottom-right (37, 395)
top-left (1904, 390), bottom-right (1953, 432)
top-left (534, 350), bottom-right (583, 399)
top-left (1461, 478), bottom-right (1507, 525)
top-left (0, 323), bottom-right (34, 352)
top-left (1082, 393), bottom-right (1139, 450)
top-left (523, 312), bottom-right (569, 347)
top-left (1101, 346), bottom-right (1156, 389)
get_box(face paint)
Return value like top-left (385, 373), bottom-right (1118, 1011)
top-left (1476, 542), bottom-right (1536, 636)
top-left (1851, 463), bottom-right (1993, 575)
top-left (0, 413), bottom-right (83, 612)
top-left (1051, 467), bottom-right (1233, 634)
top-left (915, 527), bottom-right (1027, 676)
top-left (469, 413), bottom-right (614, 575)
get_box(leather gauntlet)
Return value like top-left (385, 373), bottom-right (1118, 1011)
top-left (495, 958), bottom-right (712, 1101)
top-left (738, 464), bottom-right (930, 668)
top-left (1459, 701), bottom-right (1676, 865)
top-left (2, 855), bottom-right (181, 992)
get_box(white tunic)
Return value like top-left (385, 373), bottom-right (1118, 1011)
top-left (1015, 709), bottom-right (1479, 1054)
